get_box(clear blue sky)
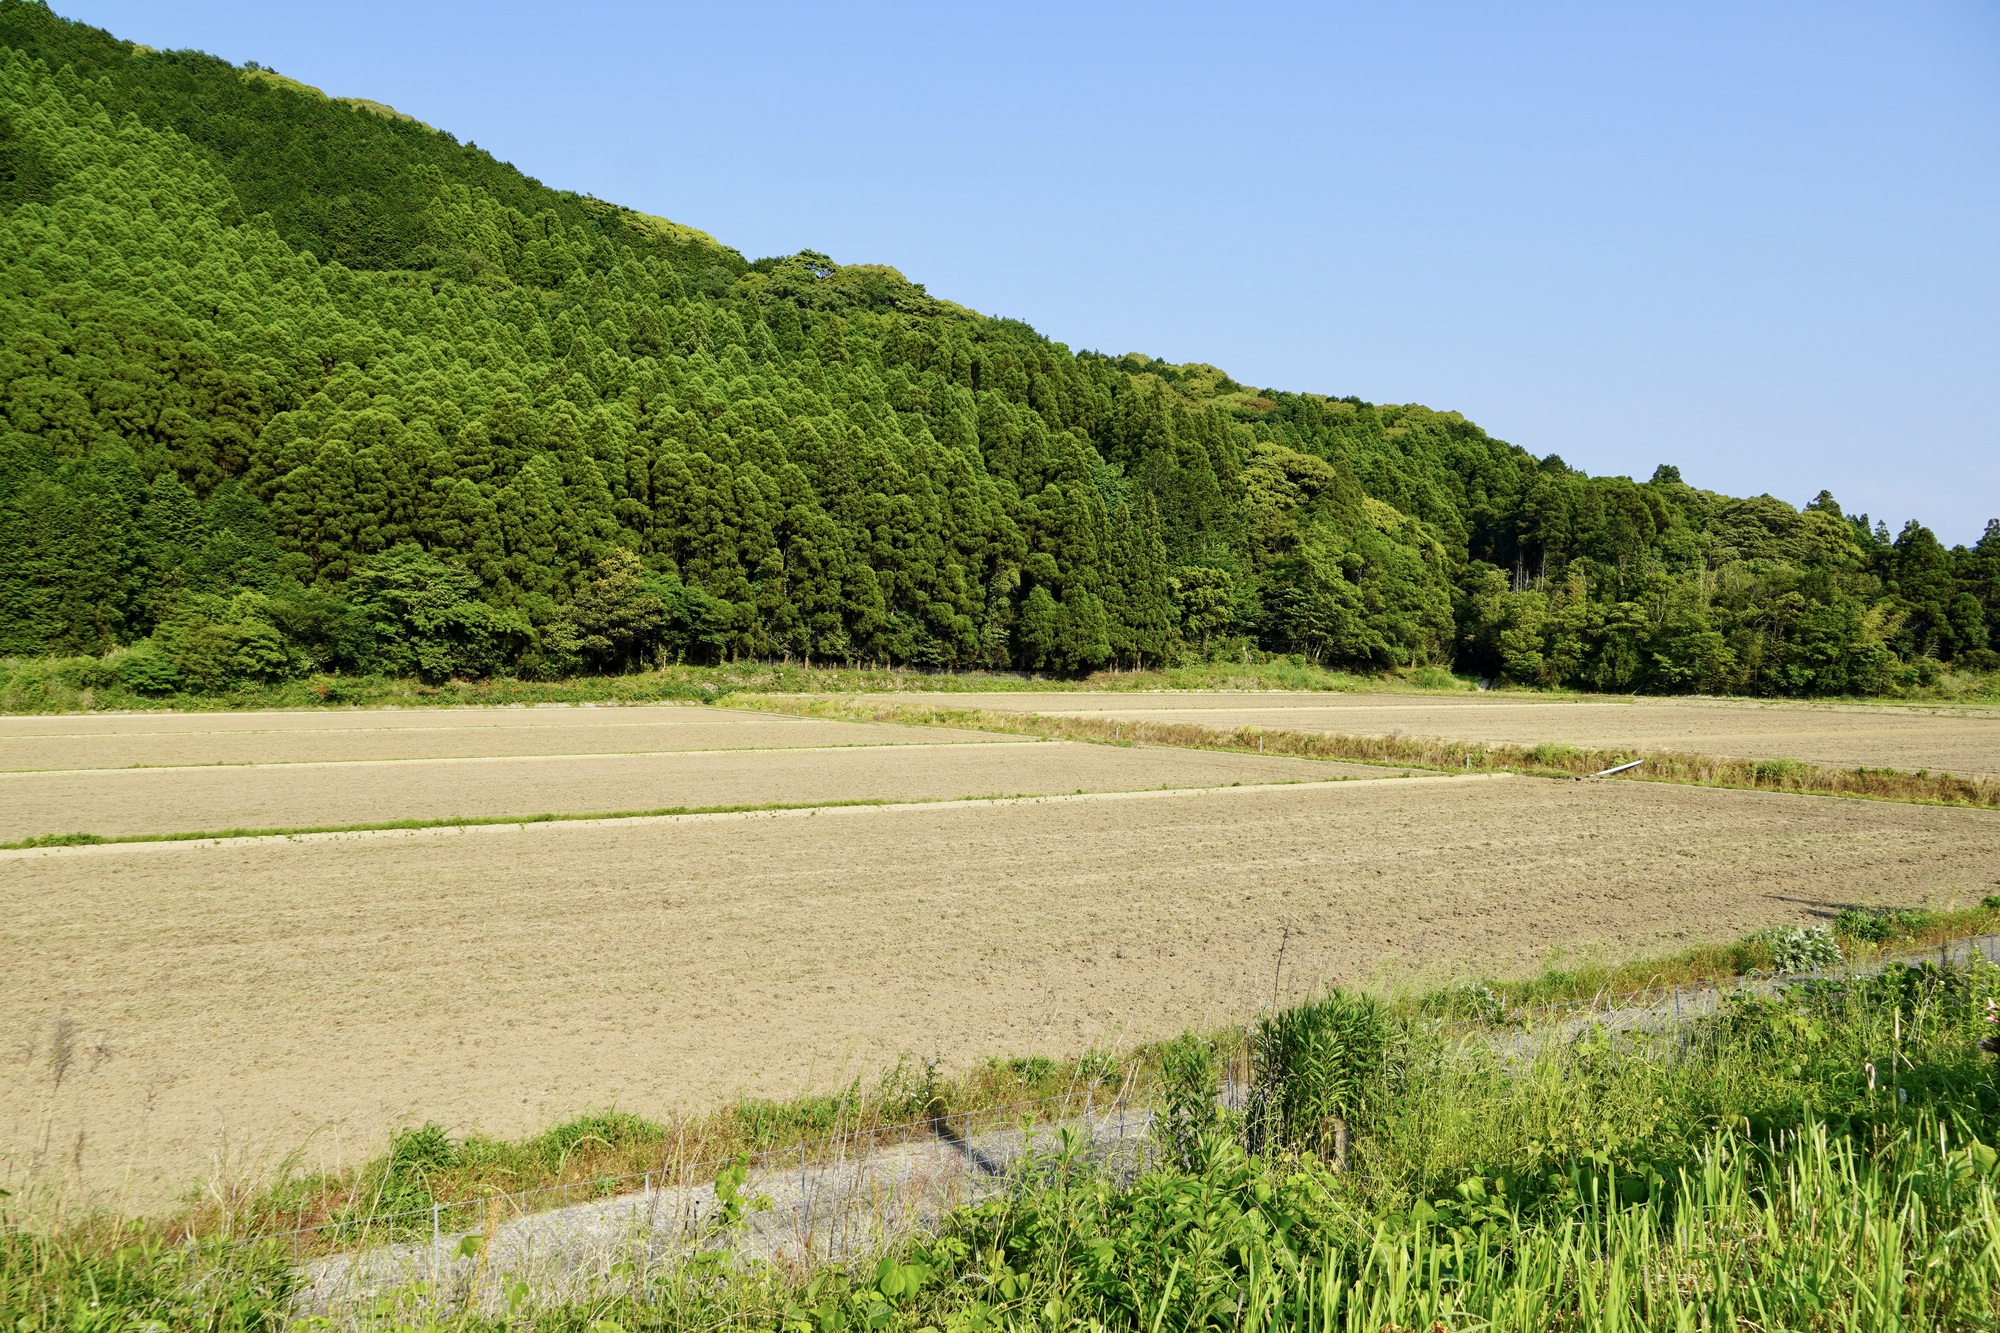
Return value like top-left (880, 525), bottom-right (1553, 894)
top-left (52, 1), bottom-right (2000, 544)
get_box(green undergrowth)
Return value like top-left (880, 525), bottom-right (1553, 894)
top-left (9, 947), bottom-right (2000, 1329)
top-left (5, 651), bottom-right (1995, 718)
top-left (0, 655), bottom-right (1497, 715)
top-left (0, 798), bottom-right (913, 852)
top-left (1453, 898), bottom-right (2000, 1018)
top-left (847, 961), bottom-right (2000, 1333)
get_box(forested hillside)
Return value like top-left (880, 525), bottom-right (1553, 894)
top-left (1, 1), bottom-right (1994, 697)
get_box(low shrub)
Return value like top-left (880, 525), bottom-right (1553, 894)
top-left (1834, 905), bottom-right (1939, 944)
top-left (1753, 924), bottom-right (1842, 974)
top-left (1408, 665), bottom-right (1466, 690)
top-left (1004, 1055), bottom-right (1057, 1083)
top-left (1754, 757), bottom-right (1809, 784)
top-left (1154, 1033), bottom-right (1221, 1171)
top-left (530, 1110), bottom-right (663, 1172)
top-left (1244, 989), bottom-right (1390, 1158)
top-left (345, 1122), bottom-right (457, 1223)
top-left (1419, 980), bottom-right (1509, 1023)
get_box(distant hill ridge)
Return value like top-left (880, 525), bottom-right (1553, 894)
top-left (0, 0), bottom-right (1993, 696)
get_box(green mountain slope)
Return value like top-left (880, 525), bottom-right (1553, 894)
top-left (0, 0), bottom-right (1993, 696)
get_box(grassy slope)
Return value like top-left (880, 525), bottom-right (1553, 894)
top-left (0, 657), bottom-right (1467, 713)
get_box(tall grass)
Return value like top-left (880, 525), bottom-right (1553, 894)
top-left (0, 656), bottom-right (1442, 715)
top-left (865, 1123), bottom-right (2000, 1333)
top-left (872, 957), bottom-right (2000, 1332)
top-left (4, 645), bottom-right (1993, 716)
top-left (1451, 899), bottom-right (2000, 1015)
top-left (739, 695), bottom-right (2000, 810)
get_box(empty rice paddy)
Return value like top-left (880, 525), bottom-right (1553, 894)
top-left (0, 705), bottom-right (1015, 772)
top-left (887, 690), bottom-right (2000, 777)
top-left (0, 732), bottom-right (1371, 844)
top-left (5, 769), bottom-right (1994, 1210)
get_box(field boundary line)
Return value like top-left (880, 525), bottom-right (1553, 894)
top-left (0, 704), bottom-right (1009, 746)
top-left (0, 701), bottom-right (723, 729)
top-left (0, 772), bottom-right (1513, 858)
top-left (0, 737), bottom-right (1044, 778)
top-left (732, 697), bottom-right (2000, 808)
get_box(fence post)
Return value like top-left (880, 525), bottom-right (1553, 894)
top-left (799, 1142), bottom-right (811, 1258)
top-left (430, 1201), bottom-right (440, 1290)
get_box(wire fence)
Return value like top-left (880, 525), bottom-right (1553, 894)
top-left (291, 1088), bottom-right (1162, 1316)
top-left (259, 929), bottom-right (2000, 1310)
top-left (249, 1085), bottom-right (1143, 1259)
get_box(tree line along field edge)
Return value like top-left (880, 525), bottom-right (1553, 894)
top-left (0, 3), bottom-right (1993, 706)
top-left (0, 652), bottom-right (1481, 714)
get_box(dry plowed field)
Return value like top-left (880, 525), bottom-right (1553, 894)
top-left (5, 774), bottom-right (1995, 1209)
top-left (885, 691), bottom-right (2000, 777)
top-left (0, 705), bottom-right (1018, 772)
top-left (0, 708), bottom-right (1385, 841)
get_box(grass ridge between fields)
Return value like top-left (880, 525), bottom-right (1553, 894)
top-left (0, 736), bottom-right (1043, 777)
top-left (729, 695), bottom-right (2000, 810)
top-left (0, 772), bottom-right (1459, 852)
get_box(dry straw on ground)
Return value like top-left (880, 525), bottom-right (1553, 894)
top-left (741, 697), bottom-right (2000, 810)
top-left (880, 689), bottom-right (2000, 777)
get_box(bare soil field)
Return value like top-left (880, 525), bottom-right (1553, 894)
top-left (886, 691), bottom-right (2000, 777)
top-left (0, 736), bottom-right (1372, 842)
top-left (0, 705), bottom-right (1020, 772)
top-left (5, 776), bottom-right (1994, 1210)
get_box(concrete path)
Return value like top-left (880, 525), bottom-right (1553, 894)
top-left (295, 932), bottom-right (1999, 1318)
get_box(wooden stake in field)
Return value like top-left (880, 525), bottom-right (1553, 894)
top-left (1271, 927), bottom-right (1290, 1010)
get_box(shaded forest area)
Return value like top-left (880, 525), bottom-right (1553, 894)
top-left (1, 1), bottom-right (1994, 698)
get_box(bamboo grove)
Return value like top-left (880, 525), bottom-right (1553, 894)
top-left (1, 1), bottom-right (1995, 696)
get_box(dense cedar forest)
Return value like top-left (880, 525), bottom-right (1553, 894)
top-left (0, 3), bottom-right (1994, 697)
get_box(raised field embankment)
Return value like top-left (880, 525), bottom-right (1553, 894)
top-left (763, 695), bottom-right (2000, 808)
top-left (859, 689), bottom-right (2000, 781)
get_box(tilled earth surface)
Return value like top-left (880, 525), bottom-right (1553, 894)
top-left (878, 690), bottom-right (2000, 777)
top-left (0, 704), bottom-right (1016, 772)
top-left (0, 732), bottom-right (1366, 841)
top-left (6, 774), bottom-right (1994, 1210)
